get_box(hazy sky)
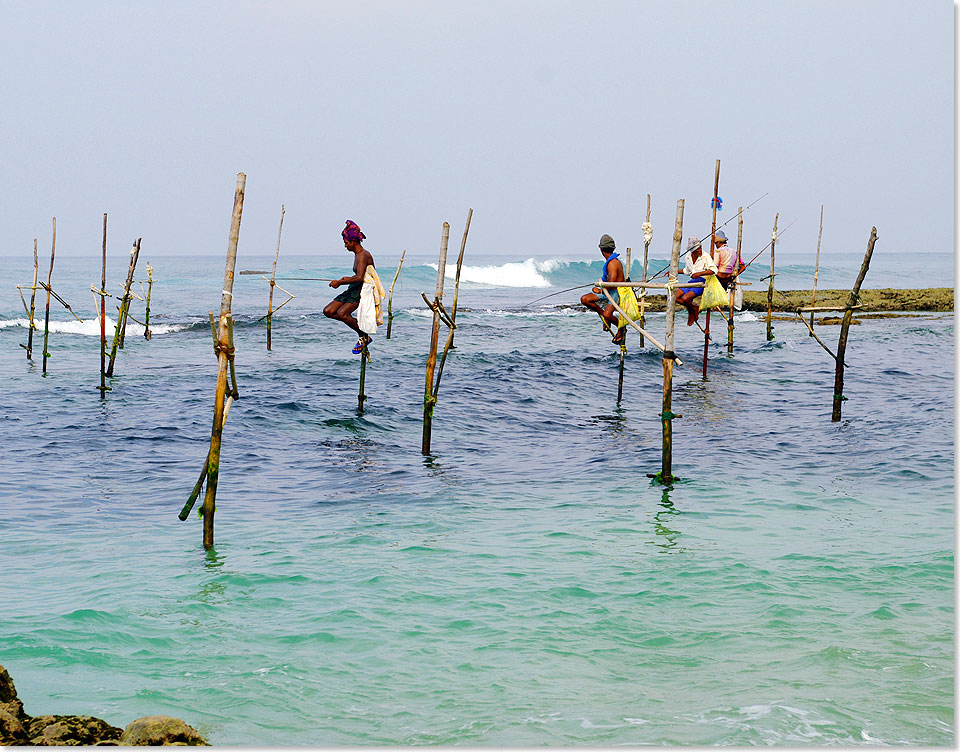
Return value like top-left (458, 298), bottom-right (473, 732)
top-left (0, 0), bottom-right (953, 260)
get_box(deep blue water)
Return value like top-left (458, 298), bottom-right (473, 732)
top-left (0, 248), bottom-right (953, 745)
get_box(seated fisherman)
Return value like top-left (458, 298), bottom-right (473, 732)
top-left (676, 236), bottom-right (718, 326)
top-left (324, 220), bottom-right (377, 354)
top-left (712, 230), bottom-right (737, 289)
top-left (580, 233), bottom-right (626, 344)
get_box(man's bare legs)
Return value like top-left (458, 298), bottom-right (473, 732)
top-left (323, 301), bottom-right (363, 336)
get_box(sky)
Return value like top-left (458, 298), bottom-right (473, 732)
top-left (0, 0), bottom-right (953, 260)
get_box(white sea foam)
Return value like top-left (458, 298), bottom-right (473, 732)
top-left (0, 317), bottom-right (186, 336)
top-left (427, 258), bottom-right (554, 288)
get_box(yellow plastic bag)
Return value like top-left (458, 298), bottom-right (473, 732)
top-left (617, 286), bottom-right (640, 328)
top-left (699, 274), bottom-right (728, 310)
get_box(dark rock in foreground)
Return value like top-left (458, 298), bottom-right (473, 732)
top-left (0, 664), bottom-right (208, 746)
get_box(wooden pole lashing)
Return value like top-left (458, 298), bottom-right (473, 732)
top-left (386, 250), bottom-right (406, 339)
top-left (704, 159), bottom-right (720, 378)
top-left (832, 227), bottom-right (877, 422)
top-left (421, 222), bottom-right (450, 455)
top-left (26, 239), bottom-right (39, 360)
top-left (639, 194), bottom-right (651, 348)
top-left (41, 218), bottom-right (56, 376)
top-left (267, 204), bottom-right (285, 351)
top-left (766, 213), bottom-right (778, 341)
top-left (810, 204), bottom-right (824, 331)
top-left (200, 172), bottom-right (246, 549)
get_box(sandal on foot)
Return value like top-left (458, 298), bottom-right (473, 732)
top-left (611, 329), bottom-right (625, 345)
top-left (351, 338), bottom-right (366, 355)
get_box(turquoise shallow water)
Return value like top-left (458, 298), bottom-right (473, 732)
top-left (0, 250), bottom-right (954, 745)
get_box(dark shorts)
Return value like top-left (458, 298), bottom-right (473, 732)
top-left (679, 277), bottom-right (704, 296)
top-left (334, 282), bottom-right (362, 304)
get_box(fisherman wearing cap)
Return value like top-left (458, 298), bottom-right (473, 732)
top-left (580, 233), bottom-right (626, 344)
top-left (324, 220), bottom-right (378, 354)
top-left (676, 236), bottom-right (718, 326)
top-left (712, 230), bottom-right (738, 290)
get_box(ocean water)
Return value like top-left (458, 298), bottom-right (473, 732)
top-left (0, 247), bottom-right (953, 746)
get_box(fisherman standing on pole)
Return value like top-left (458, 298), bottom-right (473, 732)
top-left (580, 234), bottom-right (626, 345)
top-left (324, 220), bottom-right (376, 354)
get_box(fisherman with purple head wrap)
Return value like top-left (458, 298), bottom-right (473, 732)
top-left (324, 220), bottom-right (377, 353)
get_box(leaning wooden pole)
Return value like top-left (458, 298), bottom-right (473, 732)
top-left (26, 239), bottom-right (39, 360)
top-left (659, 199), bottom-right (684, 484)
top-left (266, 204), bottom-right (285, 351)
top-left (99, 214), bottom-right (108, 396)
top-left (41, 218), bottom-right (56, 376)
top-left (727, 205), bottom-right (742, 354)
top-left (448, 208), bottom-right (473, 348)
top-left (832, 227), bottom-right (877, 423)
top-left (704, 159), bottom-right (720, 378)
top-left (766, 213), bottom-right (778, 341)
top-left (810, 204), bottom-right (824, 331)
top-left (106, 239), bottom-right (141, 377)
top-left (201, 172), bottom-right (246, 549)
top-left (422, 222), bottom-right (450, 455)
top-left (638, 194), bottom-right (652, 348)
top-left (386, 250), bottom-right (406, 339)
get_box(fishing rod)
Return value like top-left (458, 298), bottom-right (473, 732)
top-left (527, 193), bottom-right (770, 307)
top-left (646, 192), bottom-right (768, 281)
top-left (730, 218), bottom-right (797, 282)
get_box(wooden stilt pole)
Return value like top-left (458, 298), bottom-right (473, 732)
top-left (639, 194), bottom-right (651, 348)
top-left (766, 213), bottom-right (778, 341)
top-left (422, 222), bottom-right (450, 455)
top-left (658, 199), bottom-right (685, 484)
top-left (617, 346), bottom-right (625, 403)
top-left (449, 208), bottom-right (473, 348)
top-left (267, 205), bottom-right (285, 351)
top-left (704, 159), bottom-right (720, 378)
top-left (727, 206), bottom-right (742, 354)
top-left (143, 262), bottom-right (153, 340)
top-left (386, 250), bottom-right (406, 339)
top-left (358, 349), bottom-right (369, 414)
top-left (26, 240), bottom-right (39, 360)
top-left (201, 172), bottom-right (246, 549)
top-left (99, 215), bottom-right (108, 396)
top-left (41, 219), bottom-right (56, 376)
top-left (832, 227), bottom-right (877, 422)
top-left (106, 239), bottom-right (141, 377)
top-left (810, 204), bottom-right (823, 331)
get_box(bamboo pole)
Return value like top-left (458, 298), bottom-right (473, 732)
top-left (358, 349), bottom-right (368, 414)
top-left (422, 222), bottom-right (450, 455)
top-left (26, 239), bottom-right (39, 360)
top-left (766, 213), bottom-right (778, 341)
top-left (728, 206), bottom-right (742, 354)
top-left (449, 208), bottom-right (473, 348)
top-left (143, 262), bottom-right (154, 340)
top-left (810, 204), bottom-right (824, 330)
top-left (99, 215), bottom-right (108, 395)
top-left (617, 346), bottom-right (625, 403)
top-left (433, 226), bottom-right (470, 401)
top-left (704, 159), bottom-right (720, 378)
top-left (660, 199), bottom-right (685, 484)
top-left (200, 172), bottom-right (246, 549)
top-left (267, 204), bottom-right (285, 351)
top-left (832, 227), bottom-right (877, 422)
top-left (41, 219), bottom-right (56, 375)
top-left (639, 194), bottom-right (651, 348)
top-left (106, 239), bottom-right (141, 377)
top-left (386, 250), bottom-right (406, 339)
top-left (597, 288), bottom-right (681, 363)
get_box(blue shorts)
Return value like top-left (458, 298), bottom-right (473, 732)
top-left (679, 278), bottom-right (704, 296)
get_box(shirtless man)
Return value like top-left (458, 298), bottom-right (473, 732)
top-left (324, 220), bottom-right (376, 354)
top-left (580, 233), bottom-right (625, 344)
